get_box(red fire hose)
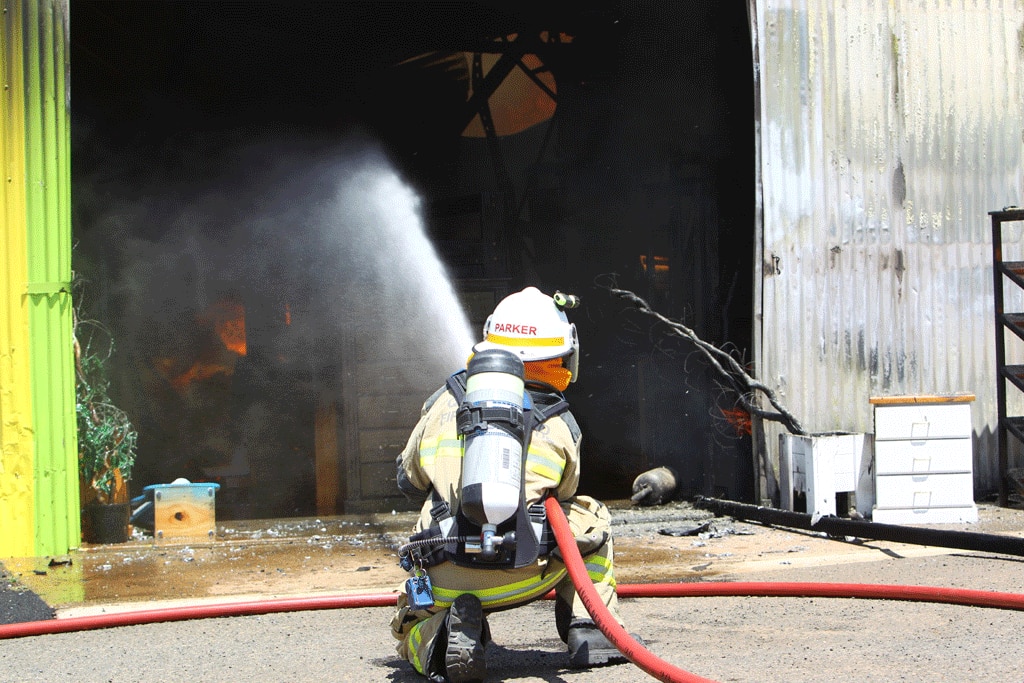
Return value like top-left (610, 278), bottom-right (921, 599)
top-left (0, 592), bottom-right (397, 639)
top-left (544, 496), bottom-right (718, 682)
top-left (4, 501), bottom-right (1024, 683)
top-left (542, 497), bottom-right (1024, 682)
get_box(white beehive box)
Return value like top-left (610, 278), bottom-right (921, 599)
top-left (779, 432), bottom-right (873, 517)
top-left (870, 395), bottom-right (977, 524)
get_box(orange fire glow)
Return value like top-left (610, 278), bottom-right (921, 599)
top-left (152, 297), bottom-right (248, 392)
top-left (639, 255), bottom-right (670, 274)
top-left (166, 359), bottom-right (236, 391)
top-left (461, 47), bottom-right (559, 137)
top-left (205, 299), bottom-right (247, 356)
top-left (720, 407), bottom-right (752, 437)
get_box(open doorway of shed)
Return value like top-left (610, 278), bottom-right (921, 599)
top-left (70, 2), bottom-right (755, 518)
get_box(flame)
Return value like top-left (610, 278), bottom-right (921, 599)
top-left (168, 359), bottom-right (234, 390)
top-left (284, 302), bottom-right (291, 326)
top-left (461, 45), bottom-right (559, 137)
top-left (152, 297), bottom-right (248, 392)
top-left (720, 407), bottom-right (752, 437)
top-left (639, 255), bottom-right (670, 274)
top-left (205, 299), bottom-right (247, 356)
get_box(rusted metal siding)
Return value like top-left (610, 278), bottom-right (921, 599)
top-left (753, 0), bottom-right (1024, 494)
top-left (0, 0), bottom-right (77, 557)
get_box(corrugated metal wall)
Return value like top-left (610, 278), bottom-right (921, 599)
top-left (25, 0), bottom-right (76, 555)
top-left (0, 0), bottom-right (77, 557)
top-left (1, 0), bottom-right (36, 557)
top-left (753, 0), bottom-right (1024, 494)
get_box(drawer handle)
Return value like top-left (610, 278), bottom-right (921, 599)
top-left (910, 421), bottom-right (930, 438)
top-left (912, 491), bottom-right (932, 507)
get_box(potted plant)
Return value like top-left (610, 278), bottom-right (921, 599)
top-left (74, 304), bottom-right (138, 544)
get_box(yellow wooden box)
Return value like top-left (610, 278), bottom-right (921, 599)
top-left (149, 483), bottom-right (219, 542)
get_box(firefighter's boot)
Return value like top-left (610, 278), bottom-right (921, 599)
top-left (444, 593), bottom-right (486, 682)
top-left (567, 619), bottom-right (637, 669)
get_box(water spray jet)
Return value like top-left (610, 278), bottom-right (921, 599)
top-left (330, 158), bottom-right (475, 374)
top-left (85, 136), bottom-right (476, 516)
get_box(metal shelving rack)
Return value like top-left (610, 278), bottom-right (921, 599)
top-left (990, 207), bottom-right (1024, 506)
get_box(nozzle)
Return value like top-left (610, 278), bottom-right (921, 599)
top-left (553, 291), bottom-right (580, 310)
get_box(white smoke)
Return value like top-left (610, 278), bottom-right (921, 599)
top-left (75, 129), bottom-right (475, 512)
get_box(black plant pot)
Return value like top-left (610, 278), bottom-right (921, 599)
top-left (84, 503), bottom-right (130, 544)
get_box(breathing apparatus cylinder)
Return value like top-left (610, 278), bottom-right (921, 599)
top-left (458, 349), bottom-right (527, 559)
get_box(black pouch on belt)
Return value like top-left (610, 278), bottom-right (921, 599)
top-left (402, 527), bottom-right (448, 569)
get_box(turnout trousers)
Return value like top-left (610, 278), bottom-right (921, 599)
top-left (390, 496), bottom-right (621, 677)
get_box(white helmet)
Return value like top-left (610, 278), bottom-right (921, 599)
top-left (473, 286), bottom-right (580, 381)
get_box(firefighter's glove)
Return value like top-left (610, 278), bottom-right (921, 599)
top-left (395, 458), bottom-right (430, 502)
top-left (553, 530), bottom-right (609, 560)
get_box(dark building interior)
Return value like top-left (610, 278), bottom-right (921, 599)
top-left (70, 1), bottom-right (756, 518)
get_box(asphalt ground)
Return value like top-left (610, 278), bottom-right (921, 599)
top-left (3, 551), bottom-right (1024, 683)
top-left (2, 500), bottom-right (1024, 682)
top-left (0, 572), bottom-right (53, 625)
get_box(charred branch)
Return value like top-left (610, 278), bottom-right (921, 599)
top-left (605, 286), bottom-right (807, 436)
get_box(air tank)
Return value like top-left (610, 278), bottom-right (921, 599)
top-left (459, 349), bottom-right (526, 531)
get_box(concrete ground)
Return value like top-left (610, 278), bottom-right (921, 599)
top-left (2, 498), bottom-right (1024, 681)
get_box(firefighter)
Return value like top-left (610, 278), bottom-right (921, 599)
top-left (390, 286), bottom-right (633, 682)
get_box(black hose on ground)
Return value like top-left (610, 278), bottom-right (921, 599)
top-left (693, 496), bottom-right (1024, 557)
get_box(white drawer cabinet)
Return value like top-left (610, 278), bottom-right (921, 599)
top-left (872, 439), bottom-right (972, 475)
top-left (872, 404), bottom-right (974, 440)
top-left (873, 472), bottom-right (976, 508)
top-left (870, 397), bottom-right (977, 524)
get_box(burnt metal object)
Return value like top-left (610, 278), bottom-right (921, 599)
top-left (657, 521), bottom-right (712, 537)
top-left (694, 496), bottom-right (1024, 558)
top-left (630, 466), bottom-right (678, 506)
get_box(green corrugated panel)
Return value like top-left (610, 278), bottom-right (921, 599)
top-left (22, 0), bottom-right (78, 556)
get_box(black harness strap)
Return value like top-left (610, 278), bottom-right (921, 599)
top-left (427, 370), bottom-right (568, 569)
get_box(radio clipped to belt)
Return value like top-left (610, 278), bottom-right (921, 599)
top-left (404, 564), bottom-right (435, 610)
